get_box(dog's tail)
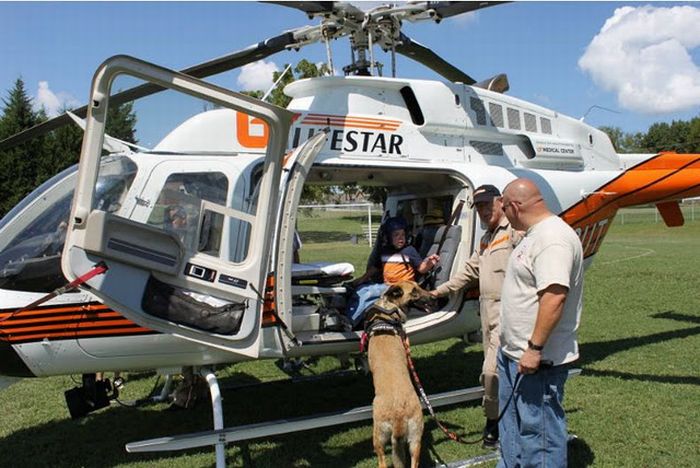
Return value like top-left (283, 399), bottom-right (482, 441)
top-left (391, 433), bottom-right (409, 468)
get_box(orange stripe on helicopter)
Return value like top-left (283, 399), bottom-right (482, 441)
top-left (301, 113), bottom-right (401, 130)
top-left (2, 311), bottom-right (123, 326)
top-left (0, 302), bottom-right (153, 344)
top-left (6, 319), bottom-right (141, 334)
top-left (560, 152), bottom-right (700, 258)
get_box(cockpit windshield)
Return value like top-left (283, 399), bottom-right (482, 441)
top-left (0, 155), bottom-right (137, 293)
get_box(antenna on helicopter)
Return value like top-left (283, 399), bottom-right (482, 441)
top-left (580, 105), bottom-right (621, 122)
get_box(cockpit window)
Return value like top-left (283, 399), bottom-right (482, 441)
top-left (91, 156), bottom-right (138, 213)
top-left (0, 155), bottom-right (137, 293)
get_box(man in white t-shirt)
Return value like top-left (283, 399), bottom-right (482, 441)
top-left (497, 178), bottom-right (583, 468)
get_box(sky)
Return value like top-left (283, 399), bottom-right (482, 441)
top-left (1, 1), bottom-right (699, 147)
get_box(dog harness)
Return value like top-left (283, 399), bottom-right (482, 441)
top-left (360, 303), bottom-right (406, 353)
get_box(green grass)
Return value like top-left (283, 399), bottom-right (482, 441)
top-left (0, 219), bottom-right (698, 467)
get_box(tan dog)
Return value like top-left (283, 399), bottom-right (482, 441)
top-left (366, 280), bottom-right (433, 468)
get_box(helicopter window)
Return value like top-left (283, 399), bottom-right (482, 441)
top-left (0, 155), bottom-right (137, 293)
top-left (227, 162), bottom-right (263, 263)
top-left (541, 117), bottom-right (552, 135)
top-left (469, 97), bottom-right (487, 126)
top-left (0, 156), bottom-right (136, 292)
top-left (0, 192), bottom-right (72, 293)
top-left (524, 112), bottom-right (538, 133)
top-left (147, 172), bottom-right (228, 252)
top-left (507, 108), bottom-right (521, 130)
top-left (91, 156), bottom-right (138, 214)
top-left (399, 86), bottom-right (425, 126)
top-left (489, 103), bottom-right (504, 128)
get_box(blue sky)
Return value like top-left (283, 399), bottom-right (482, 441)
top-left (1, 2), bottom-right (699, 147)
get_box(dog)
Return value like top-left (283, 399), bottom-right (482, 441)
top-left (365, 280), bottom-right (433, 468)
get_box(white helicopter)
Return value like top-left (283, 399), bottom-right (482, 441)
top-left (0, 1), bottom-right (699, 463)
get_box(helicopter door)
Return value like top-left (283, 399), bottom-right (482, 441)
top-left (273, 131), bottom-right (328, 336)
top-left (62, 56), bottom-right (294, 357)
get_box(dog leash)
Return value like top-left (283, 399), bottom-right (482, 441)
top-left (402, 334), bottom-right (527, 446)
top-left (401, 334), bottom-right (485, 445)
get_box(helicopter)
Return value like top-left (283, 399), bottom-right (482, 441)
top-left (0, 0), bottom-right (699, 463)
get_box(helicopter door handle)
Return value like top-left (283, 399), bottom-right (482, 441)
top-left (185, 263), bottom-right (216, 282)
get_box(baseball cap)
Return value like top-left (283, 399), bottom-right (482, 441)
top-left (472, 184), bottom-right (501, 206)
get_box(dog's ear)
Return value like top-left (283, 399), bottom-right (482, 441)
top-left (386, 285), bottom-right (404, 300)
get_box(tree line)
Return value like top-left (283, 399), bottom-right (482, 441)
top-left (600, 118), bottom-right (700, 154)
top-left (0, 78), bottom-right (137, 217)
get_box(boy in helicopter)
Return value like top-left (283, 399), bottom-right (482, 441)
top-left (346, 216), bottom-right (440, 327)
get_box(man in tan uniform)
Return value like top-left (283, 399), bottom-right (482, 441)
top-left (430, 184), bottom-right (521, 449)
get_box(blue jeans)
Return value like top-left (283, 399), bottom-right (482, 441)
top-left (497, 349), bottom-right (568, 468)
top-left (346, 282), bottom-right (388, 326)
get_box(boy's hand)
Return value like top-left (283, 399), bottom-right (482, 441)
top-left (426, 254), bottom-right (440, 269)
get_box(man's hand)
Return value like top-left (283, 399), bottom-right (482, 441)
top-left (429, 290), bottom-right (440, 298)
top-left (518, 348), bottom-right (542, 374)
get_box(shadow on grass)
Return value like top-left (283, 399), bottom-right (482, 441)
top-left (568, 436), bottom-right (595, 467)
top-left (0, 340), bottom-right (485, 467)
top-left (579, 311), bottom-right (700, 385)
top-left (302, 230), bottom-right (356, 243)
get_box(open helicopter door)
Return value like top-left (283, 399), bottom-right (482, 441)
top-left (272, 130), bottom-right (328, 344)
top-left (62, 55), bottom-right (294, 357)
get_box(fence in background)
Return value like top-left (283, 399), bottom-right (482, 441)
top-left (615, 200), bottom-right (699, 225)
top-left (298, 203), bottom-right (383, 245)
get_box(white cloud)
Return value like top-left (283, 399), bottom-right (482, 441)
top-left (578, 6), bottom-right (700, 114)
top-left (33, 81), bottom-right (80, 118)
top-left (236, 60), bottom-right (280, 92)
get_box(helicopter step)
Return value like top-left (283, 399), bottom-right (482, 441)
top-left (126, 369), bottom-right (581, 462)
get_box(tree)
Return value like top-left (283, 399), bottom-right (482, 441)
top-left (0, 78), bottom-right (48, 216)
top-left (105, 100), bottom-right (138, 144)
top-left (598, 126), bottom-right (645, 154)
top-left (599, 126), bottom-right (624, 152)
top-left (686, 116), bottom-right (700, 153)
top-left (642, 120), bottom-right (690, 153)
top-left (268, 59), bottom-right (331, 109)
top-left (0, 78), bottom-right (139, 218)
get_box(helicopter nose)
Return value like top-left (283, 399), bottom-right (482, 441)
top-left (0, 339), bottom-right (34, 377)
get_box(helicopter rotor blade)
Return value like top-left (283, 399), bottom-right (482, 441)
top-left (424, 1), bottom-right (510, 22)
top-left (263, 1), bottom-right (336, 18)
top-left (394, 32), bottom-right (476, 85)
top-left (0, 30), bottom-right (298, 151)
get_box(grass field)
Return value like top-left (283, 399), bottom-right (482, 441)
top-left (0, 217), bottom-right (698, 467)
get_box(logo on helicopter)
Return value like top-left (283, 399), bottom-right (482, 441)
top-left (236, 112), bottom-right (405, 155)
top-left (292, 113), bottom-right (405, 155)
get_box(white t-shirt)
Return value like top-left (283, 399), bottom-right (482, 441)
top-left (500, 215), bottom-right (583, 365)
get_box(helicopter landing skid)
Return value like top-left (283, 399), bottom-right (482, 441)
top-left (126, 369), bottom-right (581, 467)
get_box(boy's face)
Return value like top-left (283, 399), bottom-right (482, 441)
top-left (390, 229), bottom-right (406, 249)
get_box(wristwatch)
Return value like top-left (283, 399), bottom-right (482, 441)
top-left (527, 340), bottom-right (544, 351)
